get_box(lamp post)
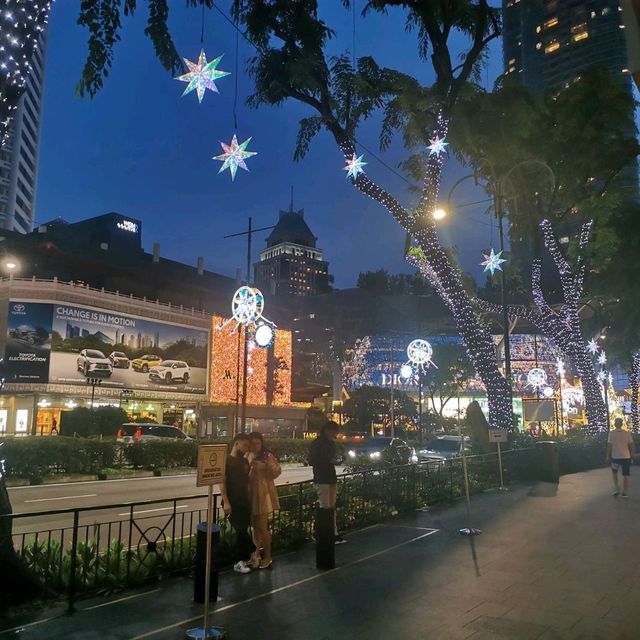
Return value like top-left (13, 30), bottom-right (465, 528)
top-left (86, 377), bottom-right (103, 410)
top-left (224, 218), bottom-right (274, 435)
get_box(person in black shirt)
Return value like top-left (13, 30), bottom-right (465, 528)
top-left (220, 433), bottom-right (255, 573)
top-left (308, 420), bottom-right (346, 544)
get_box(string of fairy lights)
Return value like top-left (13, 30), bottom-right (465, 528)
top-left (0, 0), bottom-right (52, 145)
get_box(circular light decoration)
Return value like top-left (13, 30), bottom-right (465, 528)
top-left (254, 323), bottom-right (275, 348)
top-left (231, 286), bottom-right (264, 326)
top-left (542, 386), bottom-right (554, 399)
top-left (407, 339), bottom-right (434, 367)
top-left (527, 367), bottom-right (548, 390)
top-left (400, 364), bottom-right (414, 380)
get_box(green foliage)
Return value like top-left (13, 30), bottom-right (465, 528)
top-left (357, 268), bottom-right (431, 296)
top-left (344, 385), bottom-right (416, 429)
top-left (1, 437), bottom-right (116, 483)
top-left (122, 440), bottom-right (198, 469)
top-left (422, 343), bottom-right (475, 417)
top-left (60, 406), bottom-right (129, 438)
top-left (465, 400), bottom-right (490, 453)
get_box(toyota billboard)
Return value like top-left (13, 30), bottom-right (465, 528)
top-left (5, 300), bottom-right (209, 394)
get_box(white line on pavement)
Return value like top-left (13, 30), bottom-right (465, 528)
top-left (24, 493), bottom-right (98, 503)
top-left (118, 505), bottom-right (189, 516)
top-left (80, 588), bottom-right (162, 611)
top-left (131, 527), bottom-right (439, 640)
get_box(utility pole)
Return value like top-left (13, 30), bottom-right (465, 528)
top-left (224, 218), bottom-right (275, 435)
top-left (495, 184), bottom-right (513, 425)
top-left (390, 341), bottom-right (395, 438)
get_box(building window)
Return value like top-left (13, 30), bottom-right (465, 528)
top-left (545, 41), bottom-right (560, 54)
top-left (544, 17), bottom-right (559, 29)
top-left (572, 31), bottom-right (588, 42)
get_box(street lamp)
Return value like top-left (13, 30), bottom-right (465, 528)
top-left (432, 207), bottom-right (447, 221)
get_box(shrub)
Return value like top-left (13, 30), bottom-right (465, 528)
top-left (122, 440), bottom-right (198, 469)
top-left (1, 437), bottom-right (116, 483)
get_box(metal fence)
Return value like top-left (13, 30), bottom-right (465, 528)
top-left (3, 449), bottom-right (537, 612)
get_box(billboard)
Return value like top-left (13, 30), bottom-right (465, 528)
top-left (5, 300), bottom-right (209, 394)
top-left (210, 316), bottom-right (292, 406)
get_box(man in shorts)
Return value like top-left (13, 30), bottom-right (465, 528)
top-left (606, 418), bottom-right (635, 498)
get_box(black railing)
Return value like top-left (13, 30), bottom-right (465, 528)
top-left (2, 449), bottom-right (537, 612)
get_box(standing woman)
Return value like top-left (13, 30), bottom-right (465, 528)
top-left (248, 432), bottom-right (281, 569)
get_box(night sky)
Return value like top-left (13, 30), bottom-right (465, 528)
top-left (36, 2), bottom-right (503, 289)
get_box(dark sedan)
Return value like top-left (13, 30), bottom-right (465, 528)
top-left (346, 437), bottom-right (418, 466)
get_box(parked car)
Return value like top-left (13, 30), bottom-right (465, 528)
top-left (131, 354), bottom-right (162, 372)
top-left (109, 351), bottom-right (130, 369)
top-left (10, 324), bottom-right (49, 345)
top-left (76, 349), bottom-right (113, 376)
top-left (347, 437), bottom-right (418, 465)
top-left (149, 360), bottom-right (190, 383)
top-left (116, 423), bottom-right (191, 444)
top-left (418, 435), bottom-right (468, 462)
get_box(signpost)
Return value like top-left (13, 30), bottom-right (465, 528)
top-left (488, 429), bottom-right (508, 491)
top-left (186, 445), bottom-right (228, 640)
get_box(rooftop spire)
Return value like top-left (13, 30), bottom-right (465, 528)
top-left (289, 185), bottom-right (294, 213)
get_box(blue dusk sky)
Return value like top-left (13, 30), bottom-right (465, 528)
top-left (36, 2), bottom-right (504, 289)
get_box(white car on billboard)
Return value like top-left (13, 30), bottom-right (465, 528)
top-left (148, 360), bottom-right (190, 384)
top-left (77, 349), bottom-right (113, 377)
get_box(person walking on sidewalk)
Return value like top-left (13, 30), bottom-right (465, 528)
top-left (220, 433), bottom-right (255, 573)
top-left (607, 418), bottom-right (635, 498)
top-left (308, 420), bottom-right (346, 544)
top-left (247, 432), bottom-right (281, 570)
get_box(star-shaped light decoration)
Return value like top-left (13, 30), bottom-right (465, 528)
top-left (344, 153), bottom-right (367, 180)
top-left (597, 351), bottom-right (607, 366)
top-left (556, 359), bottom-right (565, 376)
top-left (480, 248), bottom-right (507, 275)
top-left (176, 49), bottom-right (230, 103)
top-left (427, 134), bottom-right (449, 156)
top-left (586, 338), bottom-right (600, 355)
top-left (597, 370), bottom-right (606, 383)
top-left (214, 134), bottom-right (257, 180)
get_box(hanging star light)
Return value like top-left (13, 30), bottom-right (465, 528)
top-left (481, 249), bottom-right (507, 275)
top-left (344, 153), bottom-right (367, 180)
top-left (556, 359), bottom-right (565, 376)
top-left (214, 134), bottom-right (257, 180)
top-left (597, 351), bottom-right (607, 366)
top-left (427, 133), bottom-right (449, 156)
top-left (597, 370), bottom-right (606, 383)
top-left (175, 49), bottom-right (230, 103)
top-left (586, 339), bottom-right (600, 355)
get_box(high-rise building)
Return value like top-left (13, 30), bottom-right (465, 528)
top-left (503, 0), bottom-right (631, 95)
top-left (254, 203), bottom-right (331, 296)
top-left (0, 29), bottom-right (49, 233)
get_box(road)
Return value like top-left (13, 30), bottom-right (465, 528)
top-left (7, 466), bottom-right (345, 545)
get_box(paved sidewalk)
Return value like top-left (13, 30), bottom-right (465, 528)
top-left (2, 467), bottom-right (639, 639)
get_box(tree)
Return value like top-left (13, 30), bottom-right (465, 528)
top-left (344, 385), bottom-right (415, 430)
top-left (236, 0), bottom-right (512, 429)
top-left (357, 270), bottom-right (432, 295)
top-left (422, 344), bottom-right (475, 417)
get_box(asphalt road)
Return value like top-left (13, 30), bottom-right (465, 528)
top-left (7, 466), bottom-right (344, 544)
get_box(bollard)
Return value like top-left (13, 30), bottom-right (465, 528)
top-left (535, 441), bottom-right (560, 483)
top-left (193, 522), bottom-right (221, 604)
top-left (315, 507), bottom-right (335, 570)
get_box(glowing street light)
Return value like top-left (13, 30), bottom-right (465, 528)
top-left (432, 207), bottom-right (447, 221)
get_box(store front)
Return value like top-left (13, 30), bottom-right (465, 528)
top-left (200, 403), bottom-right (307, 438)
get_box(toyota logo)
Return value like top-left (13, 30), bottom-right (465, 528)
top-left (12, 304), bottom-right (25, 312)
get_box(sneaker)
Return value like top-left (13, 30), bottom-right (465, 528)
top-left (233, 561), bottom-right (251, 574)
top-left (621, 493), bottom-right (629, 499)
top-left (247, 553), bottom-right (260, 570)
top-left (612, 491), bottom-right (620, 497)
top-left (335, 535), bottom-right (347, 545)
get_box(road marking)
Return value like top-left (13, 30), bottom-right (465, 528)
top-left (80, 588), bottom-right (161, 611)
top-left (118, 504), bottom-right (189, 516)
top-left (24, 493), bottom-right (98, 503)
top-left (131, 528), bottom-right (439, 640)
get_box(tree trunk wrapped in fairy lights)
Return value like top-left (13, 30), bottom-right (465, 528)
top-left (477, 219), bottom-right (608, 431)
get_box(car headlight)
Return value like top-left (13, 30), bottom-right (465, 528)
top-left (370, 451), bottom-right (381, 459)
top-left (348, 450), bottom-right (356, 458)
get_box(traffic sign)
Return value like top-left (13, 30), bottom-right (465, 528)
top-left (196, 444), bottom-right (227, 487)
top-left (488, 429), bottom-right (508, 443)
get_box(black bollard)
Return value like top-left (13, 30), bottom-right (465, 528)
top-left (193, 522), bottom-right (221, 603)
top-left (315, 507), bottom-right (335, 570)
top-left (535, 441), bottom-right (560, 483)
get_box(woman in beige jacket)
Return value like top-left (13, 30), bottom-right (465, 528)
top-left (247, 431), bottom-right (281, 569)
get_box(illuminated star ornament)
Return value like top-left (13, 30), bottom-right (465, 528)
top-left (214, 134), bottom-right (257, 180)
top-left (597, 351), bottom-right (607, 366)
top-left (344, 153), bottom-right (367, 180)
top-left (481, 249), bottom-right (507, 275)
top-left (176, 49), bottom-right (230, 103)
top-left (586, 338), bottom-right (600, 355)
top-left (427, 134), bottom-right (449, 156)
